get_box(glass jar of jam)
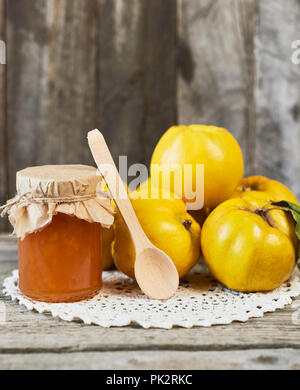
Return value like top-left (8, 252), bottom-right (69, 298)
top-left (18, 213), bottom-right (102, 302)
top-left (1, 165), bottom-right (114, 303)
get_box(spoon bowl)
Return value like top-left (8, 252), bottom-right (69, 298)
top-left (134, 247), bottom-right (179, 300)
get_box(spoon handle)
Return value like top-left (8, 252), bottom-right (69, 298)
top-left (88, 129), bottom-right (150, 253)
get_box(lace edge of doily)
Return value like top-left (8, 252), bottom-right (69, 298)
top-left (3, 269), bottom-right (300, 329)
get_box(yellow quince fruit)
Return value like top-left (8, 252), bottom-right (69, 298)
top-left (201, 195), bottom-right (298, 292)
top-left (113, 183), bottom-right (201, 279)
top-left (231, 175), bottom-right (298, 204)
top-left (100, 179), bottom-right (129, 270)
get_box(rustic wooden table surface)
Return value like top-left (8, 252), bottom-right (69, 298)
top-left (1, 234), bottom-right (300, 370)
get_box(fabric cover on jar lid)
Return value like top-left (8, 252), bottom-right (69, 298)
top-left (1, 164), bottom-right (114, 239)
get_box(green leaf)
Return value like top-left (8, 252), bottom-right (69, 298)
top-left (271, 201), bottom-right (300, 260)
top-left (272, 200), bottom-right (300, 215)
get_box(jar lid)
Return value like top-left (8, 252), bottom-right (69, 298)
top-left (16, 164), bottom-right (101, 200)
top-left (1, 164), bottom-right (114, 239)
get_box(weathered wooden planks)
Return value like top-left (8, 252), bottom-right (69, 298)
top-left (254, 0), bottom-right (300, 199)
top-left (1, 349), bottom-right (300, 370)
top-left (178, 0), bottom-right (300, 198)
top-left (178, 0), bottom-right (257, 174)
top-left (1, 0), bottom-right (300, 234)
top-left (0, 0), bottom-right (8, 232)
top-left (137, 0), bottom-right (177, 166)
top-left (1, 237), bottom-right (300, 370)
top-left (6, 0), bottom-right (99, 197)
top-left (0, 234), bottom-right (17, 262)
top-left (0, 0), bottom-right (178, 226)
top-left (1, 253), bottom-right (300, 369)
top-left (97, 0), bottom-right (144, 170)
top-left (1, 240), bottom-right (300, 353)
top-left (97, 0), bottom-right (177, 173)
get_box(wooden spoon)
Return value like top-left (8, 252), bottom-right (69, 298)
top-left (88, 129), bottom-right (179, 300)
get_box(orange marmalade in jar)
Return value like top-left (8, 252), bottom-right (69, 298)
top-left (1, 165), bottom-right (114, 302)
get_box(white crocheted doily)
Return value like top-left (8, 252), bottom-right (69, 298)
top-left (3, 266), bottom-right (300, 329)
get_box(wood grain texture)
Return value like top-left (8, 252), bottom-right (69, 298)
top-left (0, 0), bottom-right (8, 232)
top-left (97, 0), bottom-right (144, 170)
top-left (254, 0), bottom-right (300, 199)
top-left (97, 0), bottom-right (177, 173)
top-left (0, 234), bottom-right (17, 262)
top-left (137, 0), bottom-right (177, 166)
top-left (178, 0), bottom-right (257, 174)
top-left (1, 0), bottom-right (300, 235)
top-left (1, 242), bottom-right (300, 358)
top-left (1, 257), bottom-right (300, 369)
top-left (1, 349), bottom-right (300, 370)
top-left (6, 0), bottom-right (99, 197)
top-left (1, 239), bottom-right (300, 369)
top-left (2, 0), bottom-right (177, 210)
